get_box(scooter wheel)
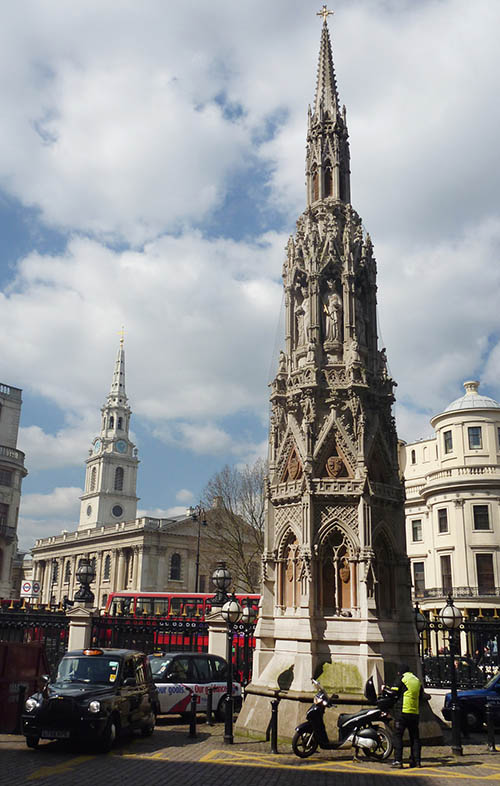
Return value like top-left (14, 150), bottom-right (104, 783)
top-left (362, 727), bottom-right (393, 761)
top-left (292, 729), bottom-right (318, 758)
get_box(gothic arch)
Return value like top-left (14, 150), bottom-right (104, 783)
top-left (317, 522), bottom-right (358, 615)
top-left (277, 529), bottom-right (301, 609)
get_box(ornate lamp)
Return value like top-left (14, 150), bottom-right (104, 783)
top-left (440, 595), bottom-right (463, 756)
top-left (220, 592), bottom-right (242, 745)
top-left (212, 562), bottom-right (232, 605)
top-left (74, 558), bottom-right (96, 604)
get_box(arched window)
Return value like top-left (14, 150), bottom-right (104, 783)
top-left (118, 417), bottom-right (123, 430)
top-left (320, 527), bottom-right (357, 614)
top-left (109, 416), bottom-right (114, 429)
top-left (90, 556), bottom-right (96, 578)
top-left (324, 161), bottom-right (332, 196)
top-left (278, 532), bottom-right (301, 609)
top-left (411, 449), bottom-right (416, 464)
top-left (312, 165), bottom-right (319, 201)
top-left (51, 561), bottom-right (59, 585)
top-left (170, 553), bottom-right (181, 581)
top-left (114, 467), bottom-right (124, 491)
top-left (103, 554), bottom-right (111, 581)
top-left (90, 467), bottom-right (97, 492)
top-left (64, 561), bottom-right (71, 584)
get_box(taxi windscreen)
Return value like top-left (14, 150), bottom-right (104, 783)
top-left (55, 656), bottom-right (121, 685)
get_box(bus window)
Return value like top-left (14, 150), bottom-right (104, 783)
top-left (111, 597), bottom-right (133, 616)
top-left (153, 599), bottom-right (169, 616)
top-left (170, 597), bottom-right (182, 616)
top-left (135, 597), bottom-right (155, 616)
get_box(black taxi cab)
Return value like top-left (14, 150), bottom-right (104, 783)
top-left (21, 648), bottom-right (159, 752)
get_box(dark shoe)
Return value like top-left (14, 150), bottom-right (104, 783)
top-left (409, 761), bottom-right (422, 768)
top-left (392, 761), bottom-right (403, 769)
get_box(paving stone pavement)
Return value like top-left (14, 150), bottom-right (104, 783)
top-left (2, 719), bottom-right (500, 786)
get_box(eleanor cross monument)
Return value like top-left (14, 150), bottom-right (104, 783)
top-left (238, 8), bottom-right (417, 738)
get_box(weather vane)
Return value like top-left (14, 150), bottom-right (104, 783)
top-left (317, 5), bottom-right (333, 24)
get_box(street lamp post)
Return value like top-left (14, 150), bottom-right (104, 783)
top-left (221, 592), bottom-right (242, 745)
top-left (188, 505), bottom-right (207, 593)
top-left (440, 594), bottom-right (463, 756)
top-left (212, 561), bottom-right (232, 607)
top-left (74, 558), bottom-right (96, 604)
top-left (241, 597), bottom-right (258, 687)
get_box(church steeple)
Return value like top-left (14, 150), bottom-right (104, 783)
top-left (78, 335), bottom-right (139, 530)
top-left (306, 9), bottom-right (351, 205)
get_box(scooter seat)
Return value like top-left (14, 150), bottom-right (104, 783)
top-left (337, 709), bottom-right (375, 727)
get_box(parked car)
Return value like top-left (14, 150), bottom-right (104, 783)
top-left (148, 651), bottom-right (242, 720)
top-left (442, 670), bottom-right (500, 730)
top-left (22, 648), bottom-right (159, 752)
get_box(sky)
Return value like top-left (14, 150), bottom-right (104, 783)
top-left (2, 0), bottom-right (500, 552)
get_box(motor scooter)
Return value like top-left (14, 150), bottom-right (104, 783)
top-left (292, 677), bottom-right (395, 760)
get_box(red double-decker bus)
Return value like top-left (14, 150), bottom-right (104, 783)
top-left (103, 591), bottom-right (260, 619)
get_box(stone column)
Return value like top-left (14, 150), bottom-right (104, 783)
top-left (116, 549), bottom-right (125, 590)
top-left (67, 606), bottom-right (97, 651)
top-left (207, 609), bottom-right (228, 660)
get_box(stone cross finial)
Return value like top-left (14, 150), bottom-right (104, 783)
top-left (317, 5), bottom-right (333, 24)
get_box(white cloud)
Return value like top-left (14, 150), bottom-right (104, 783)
top-left (17, 486), bottom-right (82, 550)
top-left (175, 489), bottom-right (195, 504)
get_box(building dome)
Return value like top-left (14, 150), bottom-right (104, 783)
top-left (443, 380), bottom-right (500, 413)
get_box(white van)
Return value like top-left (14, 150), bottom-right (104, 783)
top-left (148, 652), bottom-right (242, 720)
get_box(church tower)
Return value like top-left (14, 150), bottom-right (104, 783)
top-left (78, 337), bottom-right (139, 530)
top-left (239, 9), bottom-right (416, 736)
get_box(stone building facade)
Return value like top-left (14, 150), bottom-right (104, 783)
top-left (27, 340), bottom-right (257, 606)
top-left (401, 380), bottom-right (500, 618)
top-left (240, 14), bottom-right (415, 739)
top-left (0, 382), bottom-right (28, 597)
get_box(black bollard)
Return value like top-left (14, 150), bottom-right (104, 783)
top-left (189, 693), bottom-right (197, 738)
top-left (206, 687), bottom-right (213, 726)
top-left (15, 685), bottom-right (26, 734)
top-left (270, 698), bottom-right (280, 754)
top-left (486, 701), bottom-right (497, 752)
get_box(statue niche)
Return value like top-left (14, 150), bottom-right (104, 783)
top-left (279, 532), bottom-right (302, 609)
top-left (295, 284), bottom-right (310, 348)
top-left (319, 527), bottom-right (357, 615)
top-left (322, 279), bottom-right (343, 345)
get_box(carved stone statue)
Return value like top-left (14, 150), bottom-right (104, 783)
top-left (323, 280), bottom-right (342, 342)
top-left (296, 286), bottom-right (310, 347)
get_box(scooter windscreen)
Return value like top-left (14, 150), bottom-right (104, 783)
top-left (364, 677), bottom-right (377, 704)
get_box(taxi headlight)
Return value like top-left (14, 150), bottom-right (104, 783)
top-left (88, 700), bottom-right (101, 714)
top-left (25, 697), bottom-right (39, 712)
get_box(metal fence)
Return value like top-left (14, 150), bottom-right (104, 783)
top-left (91, 612), bottom-right (256, 684)
top-left (418, 616), bottom-right (500, 689)
top-left (0, 600), bottom-right (69, 674)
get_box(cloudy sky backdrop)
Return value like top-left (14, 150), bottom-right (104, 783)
top-left (1, 0), bottom-right (500, 551)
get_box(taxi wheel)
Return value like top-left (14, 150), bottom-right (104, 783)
top-left (26, 736), bottom-right (39, 749)
top-left (99, 718), bottom-right (118, 753)
top-left (215, 696), bottom-right (229, 722)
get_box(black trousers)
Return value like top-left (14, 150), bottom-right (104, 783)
top-left (394, 713), bottom-right (421, 763)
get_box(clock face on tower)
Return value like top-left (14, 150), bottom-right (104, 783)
top-left (93, 439), bottom-right (102, 454)
top-left (115, 440), bottom-right (127, 453)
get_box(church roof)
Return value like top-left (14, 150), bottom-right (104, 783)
top-left (443, 380), bottom-right (500, 413)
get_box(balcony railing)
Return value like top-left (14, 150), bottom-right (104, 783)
top-left (0, 444), bottom-right (25, 467)
top-left (413, 586), bottom-right (500, 600)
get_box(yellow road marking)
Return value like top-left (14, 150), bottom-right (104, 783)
top-left (200, 749), bottom-right (500, 780)
top-left (27, 755), bottom-right (95, 781)
top-left (113, 751), bottom-right (169, 760)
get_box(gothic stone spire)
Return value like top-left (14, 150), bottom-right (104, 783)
top-left (307, 13), bottom-right (350, 205)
